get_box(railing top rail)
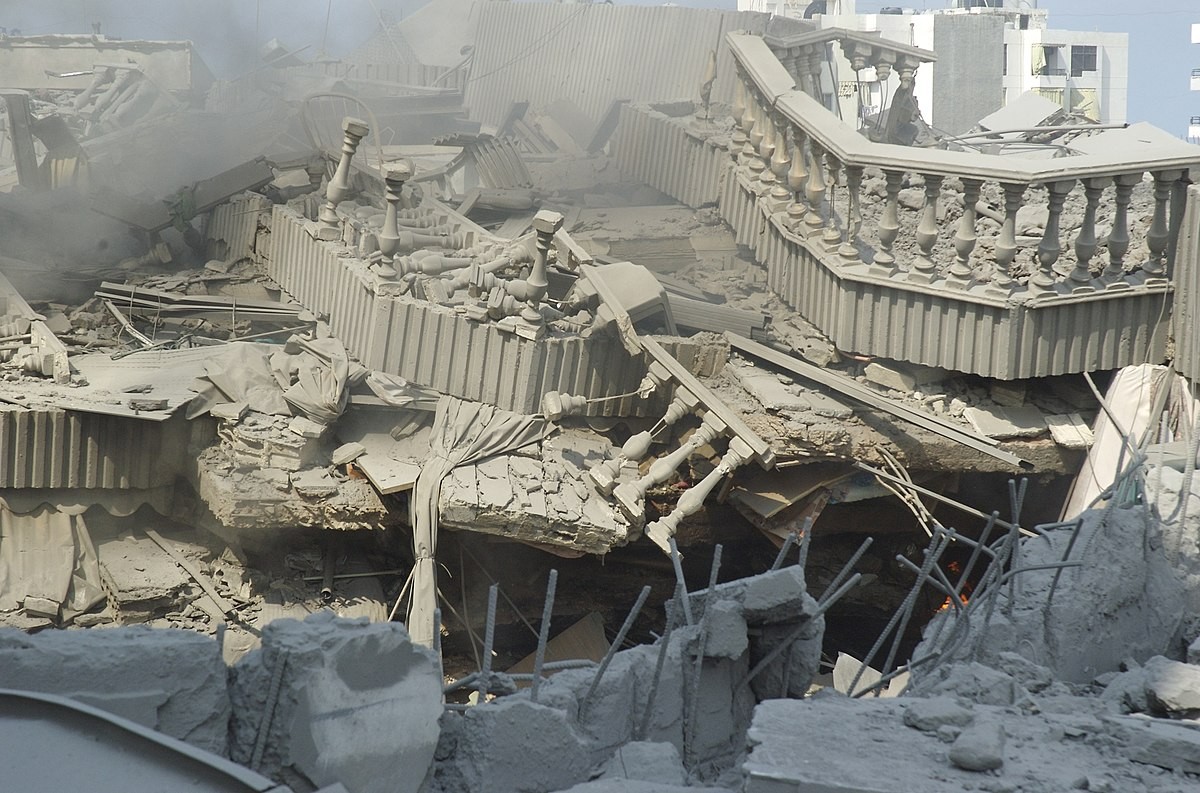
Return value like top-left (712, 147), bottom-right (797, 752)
top-left (730, 33), bottom-right (1200, 183)
top-left (762, 26), bottom-right (937, 64)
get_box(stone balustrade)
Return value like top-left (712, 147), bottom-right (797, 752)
top-left (691, 32), bottom-right (1200, 379)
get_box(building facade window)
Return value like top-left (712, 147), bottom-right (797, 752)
top-left (1071, 45), bottom-right (1097, 77)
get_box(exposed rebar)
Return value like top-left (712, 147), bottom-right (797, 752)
top-left (581, 585), bottom-right (652, 720)
top-left (530, 569), bottom-right (559, 704)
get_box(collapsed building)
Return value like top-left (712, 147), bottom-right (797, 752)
top-left (2, 4), bottom-right (1200, 792)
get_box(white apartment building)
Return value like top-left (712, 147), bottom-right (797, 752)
top-left (1190, 23), bottom-right (1200, 143)
top-left (737, 1), bottom-right (1128, 135)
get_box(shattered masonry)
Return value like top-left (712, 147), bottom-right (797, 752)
top-left (2, 3), bottom-right (1200, 793)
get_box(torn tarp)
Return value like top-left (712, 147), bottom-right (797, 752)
top-left (407, 395), bottom-right (551, 646)
top-left (0, 505), bottom-right (105, 622)
top-left (188, 336), bottom-right (365, 424)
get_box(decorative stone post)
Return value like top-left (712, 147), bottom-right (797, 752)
top-left (522, 209), bottom-right (563, 328)
top-left (374, 160), bottom-right (412, 279)
top-left (840, 165), bottom-right (864, 262)
top-left (804, 144), bottom-right (828, 239)
top-left (1030, 180), bottom-right (1074, 294)
top-left (786, 127), bottom-right (809, 232)
top-left (644, 437), bottom-right (753, 553)
top-left (1067, 177), bottom-right (1108, 293)
top-left (947, 178), bottom-right (983, 288)
top-left (613, 412), bottom-right (727, 523)
top-left (316, 117), bottom-right (369, 241)
top-left (989, 182), bottom-right (1025, 295)
top-left (1144, 169), bottom-right (1184, 284)
top-left (908, 174), bottom-right (944, 284)
top-left (872, 170), bottom-right (903, 274)
top-left (1102, 173), bottom-right (1141, 289)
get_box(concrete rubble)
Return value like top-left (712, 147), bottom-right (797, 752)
top-left (0, 2), bottom-right (1199, 793)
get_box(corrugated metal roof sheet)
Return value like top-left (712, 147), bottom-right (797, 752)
top-left (464, 3), bottom-right (810, 127)
top-left (1173, 185), bottom-right (1200, 381)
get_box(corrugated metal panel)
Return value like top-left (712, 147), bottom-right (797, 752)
top-left (291, 61), bottom-right (465, 90)
top-left (265, 206), bottom-right (658, 414)
top-left (205, 192), bottom-right (271, 264)
top-left (0, 409), bottom-right (182, 490)
top-left (613, 104), bottom-right (729, 208)
top-left (1173, 185), bottom-right (1200, 381)
top-left (465, 4), bottom-right (808, 127)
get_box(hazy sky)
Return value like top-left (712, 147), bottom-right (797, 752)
top-left (2, 0), bottom-right (1196, 135)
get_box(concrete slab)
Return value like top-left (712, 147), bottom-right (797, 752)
top-left (963, 405), bottom-right (1047, 439)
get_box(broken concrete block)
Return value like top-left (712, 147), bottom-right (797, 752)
top-left (864, 362), bottom-right (916, 392)
top-left (97, 533), bottom-right (193, 623)
top-left (1188, 636), bottom-right (1200, 665)
top-left (963, 405), bottom-right (1046, 439)
top-left (0, 626), bottom-right (230, 756)
top-left (21, 595), bottom-right (61, 620)
top-left (700, 599), bottom-right (748, 660)
top-left (988, 380), bottom-right (1027, 408)
top-left (1143, 655), bottom-right (1200, 716)
top-left (751, 618), bottom-right (823, 700)
top-left (437, 698), bottom-right (592, 793)
top-left (211, 401), bottom-right (250, 422)
top-left (331, 442), bottom-right (366, 466)
top-left (994, 652), bottom-right (1054, 694)
top-left (229, 613), bottom-right (441, 793)
top-left (291, 468), bottom-right (339, 498)
top-left (741, 566), bottom-right (812, 625)
top-left (598, 741), bottom-right (686, 786)
top-left (289, 416), bottom-right (327, 438)
top-left (902, 697), bottom-right (974, 733)
top-left (948, 721), bottom-right (1005, 772)
top-left (1114, 716), bottom-right (1200, 774)
top-left (915, 662), bottom-right (1026, 707)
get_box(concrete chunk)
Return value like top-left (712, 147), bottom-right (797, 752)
top-left (1143, 656), bottom-right (1200, 715)
top-left (948, 722), bottom-right (1005, 772)
top-left (902, 697), bottom-right (974, 733)
top-left (229, 613), bottom-right (441, 793)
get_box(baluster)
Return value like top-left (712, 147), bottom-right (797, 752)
top-left (768, 121), bottom-right (794, 212)
top-left (807, 48), bottom-right (824, 102)
top-left (823, 155), bottom-right (843, 251)
top-left (747, 91), bottom-right (764, 157)
top-left (374, 161), bottom-right (413, 279)
top-left (1144, 169), bottom-right (1184, 284)
top-left (908, 174), bottom-right (944, 284)
top-left (757, 108), bottom-right (776, 163)
top-left (872, 170), bottom-right (903, 274)
top-left (732, 73), bottom-right (747, 131)
top-left (590, 379), bottom-right (695, 496)
top-left (804, 144), bottom-right (828, 238)
top-left (316, 116), bottom-right (369, 241)
top-left (786, 127), bottom-right (809, 233)
top-left (614, 413), bottom-right (728, 523)
top-left (1030, 179), bottom-right (1074, 294)
top-left (644, 438), bottom-right (753, 554)
top-left (1067, 177), bottom-right (1107, 293)
top-left (1102, 173), bottom-right (1141, 289)
top-left (989, 182), bottom-right (1026, 295)
top-left (947, 178), bottom-right (982, 289)
top-left (840, 165), bottom-right (864, 262)
top-left (519, 210), bottom-right (562, 329)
